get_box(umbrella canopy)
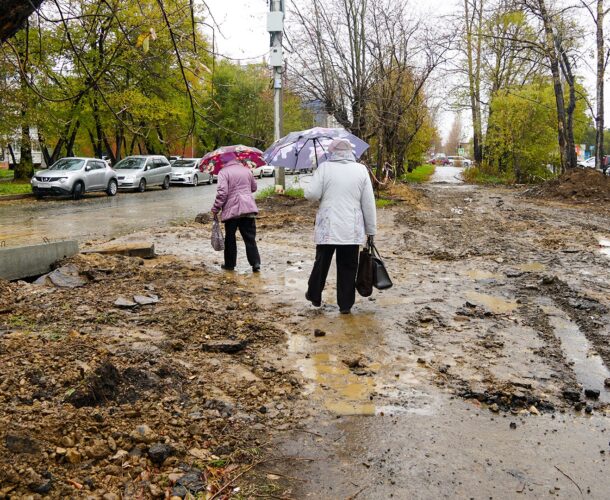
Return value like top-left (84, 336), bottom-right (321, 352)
top-left (201, 145), bottom-right (266, 175)
top-left (263, 127), bottom-right (369, 170)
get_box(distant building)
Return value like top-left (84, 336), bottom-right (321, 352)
top-left (1, 127), bottom-right (43, 168)
top-left (303, 100), bottom-right (341, 128)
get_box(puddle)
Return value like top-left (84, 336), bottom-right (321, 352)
top-left (466, 291), bottom-right (518, 313)
top-left (465, 270), bottom-right (503, 280)
top-left (518, 262), bottom-right (547, 272)
top-left (600, 238), bottom-right (610, 257)
top-left (543, 305), bottom-right (610, 403)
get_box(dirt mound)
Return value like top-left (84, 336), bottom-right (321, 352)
top-left (525, 168), bottom-right (610, 202)
top-left (257, 195), bottom-right (317, 230)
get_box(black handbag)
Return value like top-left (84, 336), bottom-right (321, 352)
top-left (356, 245), bottom-right (374, 297)
top-left (370, 240), bottom-right (393, 290)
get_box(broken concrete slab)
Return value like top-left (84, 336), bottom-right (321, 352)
top-left (114, 297), bottom-right (137, 308)
top-left (0, 241), bottom-right (79, 281)
top-left (82, 242), bottom-right (155, 259)
top-left (133, 294), bottom-right (159, 306)
top-left (33, 264), bottom-right (88, 288)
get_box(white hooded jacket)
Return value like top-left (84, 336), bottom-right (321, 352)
top-left (304, 158), bottom-right (377, 245)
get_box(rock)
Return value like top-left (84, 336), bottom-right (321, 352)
top-left (175, 470), bottom-right (206, 494)
top-left (201, 339), bottom-right (246, 354)
top-left (313, 329), bottom-right (326, 337)
top-left (529, 406), bottom-right (540, 416)
top-left (541, 275), bottom-right (556, 285)
top-left (4, 434), bottom-right (40, 454)
top-left (55, 447), bottom-right (67, 455)
top-left (84, 439), bottom-right (110, 459)
top-left (148, 443), bottom-right (174, 465)
top-left (103, 493), bottom-right (120, 500)
top-left (171, 485), bottom-right (188, 498)
top-left (107, 436), bottom-right (117, 452)
top-left (61, 436), bottom-right (75, 448)
top-left (585, 405), bottom-right (593, 414)
top-left (416, 358), bottom-right (426, 365)
top-left (489, 403), bottom-right (499, 413)
top-left (26, 468), bottom-right (52, 494)
top-left (149, 483), bottom-right (164, 498)
top-left (133, 294), bottom-right (159, 306)
top-left (65, 448), bottom-right (81, 464)
top-left (110, 450), bottom-right (129, 462)
top-left (195, 213), bottom-right (211, 224)
top-left (130, 425), bottom-right (157, 444)
top-left (509, 422), bottom-right (517, 430)
top-left (585, 389), bottom-right (600, 400)
top-left (562, 389), bottom-right (581, 402)
top-left (83, 242), bottom-right (156, 259)
top-left (605, 378), bottom-right (610, 388)
top-left (114, 297), bottom-right (137, 308)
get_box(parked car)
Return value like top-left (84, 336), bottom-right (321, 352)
top-left (577, 157), bottom-right (596, 169)
top-left (252, 164), bottom-right (275, 178)
top-left (170, 158), bottom-right (212, 186)
top-left (431, 154), bottom-right (449, 166)
top-left (447, 156), bottom-right (472, 167)
top-left (169, 155), bottom-right (182, 165)
top-left (31, 157), bottom-right (118, 200)
top-left (114, 155), bottom-right (172, 192)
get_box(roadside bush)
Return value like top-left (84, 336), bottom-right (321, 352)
top-left (401, 164), bottom-right (435, 183)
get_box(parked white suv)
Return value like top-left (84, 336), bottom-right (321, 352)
top-left (31, 157), bottom-right (118, 200)
top-left (114, 155), bottom-right (172, 192)
top-left (447, 156), bottom-right (472, 167)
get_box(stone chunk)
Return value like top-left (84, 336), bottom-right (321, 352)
top-left (4, 434), bottom-right (40, 454)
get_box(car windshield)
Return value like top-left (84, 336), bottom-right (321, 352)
top-left (49, 159), bottom-right (85, 171)
top-left (172, 160), bottom-right (197, 168)
top-left (114, 157), bottom-right (146, 170)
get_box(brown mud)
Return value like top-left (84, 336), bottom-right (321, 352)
top-left (2, 178), bottom-right (610, 498)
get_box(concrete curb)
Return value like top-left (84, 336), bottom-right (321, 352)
top-left (0, 240), bottom-right (79, 280)
top-left (0, 193), bottom-right (34, 202)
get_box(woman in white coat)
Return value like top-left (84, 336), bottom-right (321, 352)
top-left (304, 138), bottom-right (377, 314)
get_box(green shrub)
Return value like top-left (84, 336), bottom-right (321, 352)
top-left (401, 164), bottom-right (435, 183)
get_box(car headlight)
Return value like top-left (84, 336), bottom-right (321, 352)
top-left (58, 177), bottom-right (67, 183)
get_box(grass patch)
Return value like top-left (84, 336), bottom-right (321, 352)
top-left (0, 181), bottom-right (31, 196)
top-left (376, 198), bottom-right (396, 208)
top-left (402, 164), bottom-right (435, 183)
top-left (256, 185), bottom-right (304, 200)
top-left (0, 169), bottom-right (15, 180)
top-left (463, 166), bottom-right (515, 185)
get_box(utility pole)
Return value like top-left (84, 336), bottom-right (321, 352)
top-left (268, 0), bottom-right (285, 189)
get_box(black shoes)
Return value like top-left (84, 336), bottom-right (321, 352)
top-left (305, 291), bottom-right (321, 307)
top-left (252, 265), bottom-right (261, 273)
top-left (340, 309), bottom-right (351, 315)
top-left (221, 264), bottom-right (234, 271)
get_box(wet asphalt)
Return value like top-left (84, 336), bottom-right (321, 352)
top-left (0, 176), bottom-right (279, 247)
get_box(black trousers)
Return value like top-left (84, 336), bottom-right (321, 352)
top-left (307, 244), bottom-right (359, 311)
top-left (224, 217), bottom-right (261, 269)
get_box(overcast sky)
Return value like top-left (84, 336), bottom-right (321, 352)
top-left (201, 0), bottom-right (601, 142)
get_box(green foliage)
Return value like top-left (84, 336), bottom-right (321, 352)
top-left (0, 181), bottom-right (32, 196)
top-left (484, 81), bottom-right (590, 183)
top-left (256, 185), bottom-right (304, 200)
top-left (401, 164), bottom-right (435, 183)
top-left (0, 170), bottom-right (14, 180)
top-left (375, 198), bottom-right (395, 208)
top-left (462, 166), bottom-right (516, 185)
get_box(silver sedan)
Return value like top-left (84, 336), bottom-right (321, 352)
top-left (170, 158), bottom-right (213, 186)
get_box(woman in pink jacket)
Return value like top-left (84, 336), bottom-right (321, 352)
top-left (211, 160), bottom-right (261, 272)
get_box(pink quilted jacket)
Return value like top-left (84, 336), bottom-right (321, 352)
top-left (211, 161), bottom-right (258, 221)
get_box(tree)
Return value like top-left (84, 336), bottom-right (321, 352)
top-left (445, 113), bottom-right (464, 155)
top-left (463, 0), bottom-right (484, 164)
top-left (0, 0), bottom-right (43, 44)
top-left (579, 0), bottom-right (610, 170)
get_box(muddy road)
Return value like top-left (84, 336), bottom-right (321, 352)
top-left (2, 179), bottom-right (610, 498)
top-left (127, 181), bottom-right (610, 498)
top-left (0, 176), bottom-right (279, 248)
